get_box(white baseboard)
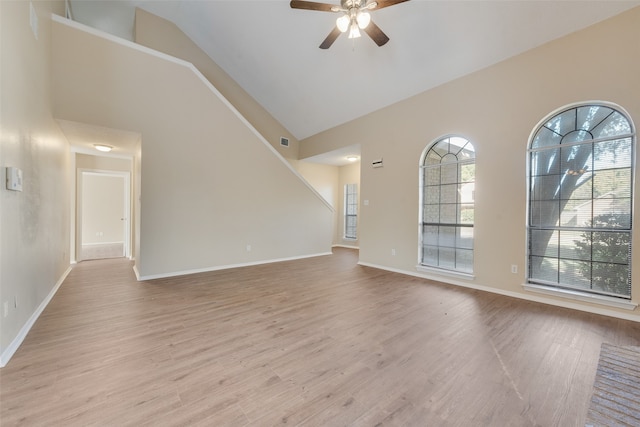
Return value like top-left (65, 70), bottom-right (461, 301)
top-left (0, 266), bottom-right (73, 368)
top-left (333, 244), bottom-right (359, 250)
top-left (357, 261), bottom-right (639, 323)
top-left (136, 252), bottom-right (333, 281)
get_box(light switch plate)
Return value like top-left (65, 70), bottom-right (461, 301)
top-left (6, 167), bottom-right (23, 191)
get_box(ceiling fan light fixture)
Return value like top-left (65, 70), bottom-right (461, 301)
top-left (356, 10), bottom-right (370, 29)
top-left (348, 19), bottom-right (361, 38)
top-left (336, 14), bottom-right (349, 32)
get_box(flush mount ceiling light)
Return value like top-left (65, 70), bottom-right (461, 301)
top-left (93, 144), bottom-right (113, 152)
top-left (347, 155), bottom-right (359, 162)
top-left (290, 0), bottom-right (409, 49)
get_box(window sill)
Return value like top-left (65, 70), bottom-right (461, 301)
top-left (416, 265), bottom-right (475, 280)
top-left (523, 283), bottom-right (637, 311)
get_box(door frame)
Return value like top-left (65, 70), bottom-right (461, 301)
top-left (77, 169), bottom-right (131, 261)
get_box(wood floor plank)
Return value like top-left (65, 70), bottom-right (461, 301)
top-left (1, 248), bottom-right (639, 426)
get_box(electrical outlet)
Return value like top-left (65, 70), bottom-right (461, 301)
top-left (246, 244), bottom-right (251, 252)
top-left (391, 249), bottom-right (396, 256)
top-left (511, 264), bottom-right (518, 274)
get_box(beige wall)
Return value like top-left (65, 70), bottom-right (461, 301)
top-left (0, 0), bottom-right (70, 363)
top-left (301, 7), bottom-right (640, 320)
top-left (292, 160), bottom-right (340, 244)
top-left (51, 17), bottom-right (333, 279)
top-left (134, 8), bottom-right (299, 162)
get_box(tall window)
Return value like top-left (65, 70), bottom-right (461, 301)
top-left (528, 103), bottom-right (634, 299)
top-left (344, 183), bottom-right (357, 239)
top-left (420, 136), bottom-right (475, 273)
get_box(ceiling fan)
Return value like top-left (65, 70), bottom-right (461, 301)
top-left (290, 0), bottom-right (409, 49)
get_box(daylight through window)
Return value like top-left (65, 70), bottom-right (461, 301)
top-left (527, 104), bottom-right (634, 299)
top-left (344, 183), bottom-right (357, 239)
top-left (420, 136), bottom-right (475, 273)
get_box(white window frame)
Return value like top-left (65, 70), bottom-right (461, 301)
top-left (344, 183), bottom-right (357, 240)
top-left (526, 102), bottom-right (635, 303)
top-left (419, 135), bottom-right (475, 275)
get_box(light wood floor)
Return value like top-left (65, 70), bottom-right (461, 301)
top-left (1, 248), bottom-right (638, 426)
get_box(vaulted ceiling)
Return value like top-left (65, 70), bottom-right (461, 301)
top-left (69, 1), bottom-right (640, 141)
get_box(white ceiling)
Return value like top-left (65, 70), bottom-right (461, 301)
top-left (67, 0), bottom-right (640, 144)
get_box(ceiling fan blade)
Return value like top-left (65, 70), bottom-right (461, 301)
top-left (369, 0), bottom-right (409, 10)
top-left (363, 20), bottom-right (389, 46)
top-left (319, 27), bottom-right (342, 49)
top-left (290, 0), bottom-right (337, 12)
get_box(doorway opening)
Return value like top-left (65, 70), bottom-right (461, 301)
top-left (77, 170), bottom-right (131, 261)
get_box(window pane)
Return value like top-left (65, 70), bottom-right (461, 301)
top-left (344, 184), bottom-right (357, 239)
top-left (560, 175), bottom-right (592, 200)
top-left (425, 186), bottom-right (440, 205)
top-left (530, 229), bottom-right (558, 257)
top-left (440, 184), bottom-right (457, 203)
top-left (456, 249), bottom-right (473, 272)
top-left (593, 169), bottom-right (631, 199)
top-left (423, 224), bottom-right (438, 241)
top-left (438, 247), bottom-right (456, 269)
top-left (425, 205), bottom-right (439, 222)
top-left (530, 201), bottom-right (559, 227)
top-left (594, 138), bottom-right (632, 167)
top-left (421, 136), bottom-right (474, 273)
top-left (532, 126), bottom-right (561, 149)
top-left (426, 150), bottom-right (442, 166)
top-left (441, 163), bottom-right (457, 184)
top-left (531, 149), bottom-right (561, 176)
top-left (457, 226), bottom-right (474, 249)
top-left (558, 230), bottom-right (585, 260)
top-left (560, 199), bottom-right (590, 227)
top-left (527, 104), bottom-right (633, 299)
top-left (439, 226), bottom-right (456, 248)
top-left (460, 205), bottom-right (474, 225)
top-left (577, 105), bottom-right (612, 133)
top-left (592, 111), bottom-right (631, 138)
top-left (547, 109), bottom-right (577, 137)
top-left (424, 167), bottom-right (440, 185)
top-left (530, 256), bottom-right (558, 283)
top-left (591, 230), bottom-right (630, 263)
top-left (440, 204), bottom-right (457, 224)
top-left (558, 259), bottom-right (591, 289)
top-left (532, 174), bottom-right (561, 201)
top-left (460, 163), bottom-right (475, 183)
top-left (591, 262), bottom-right (630, 296)
top-left (593, 198), bottom-right (631, 223)
top-left (423, 245), bottom-right (438, 265)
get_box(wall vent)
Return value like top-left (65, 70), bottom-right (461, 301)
top-left (372, 158), bottom-right (383, 168)
top-left (280, 137), bottom-right (289, 147)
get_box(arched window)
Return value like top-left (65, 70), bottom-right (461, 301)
top-left (420, 136), bottom-right (475, 273)
top-left (528, 103), bottom-right (634, 299)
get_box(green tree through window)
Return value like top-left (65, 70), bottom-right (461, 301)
top-left (527, 104), bottom-right (634, 298)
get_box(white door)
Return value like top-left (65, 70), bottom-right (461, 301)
top-left (79, 171), bottom-right (130, 260)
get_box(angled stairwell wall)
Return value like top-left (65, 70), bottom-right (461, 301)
top-left (134, 8), bottom-right (300, 163)
top-left (51, 16), bottom-right (334, 279)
